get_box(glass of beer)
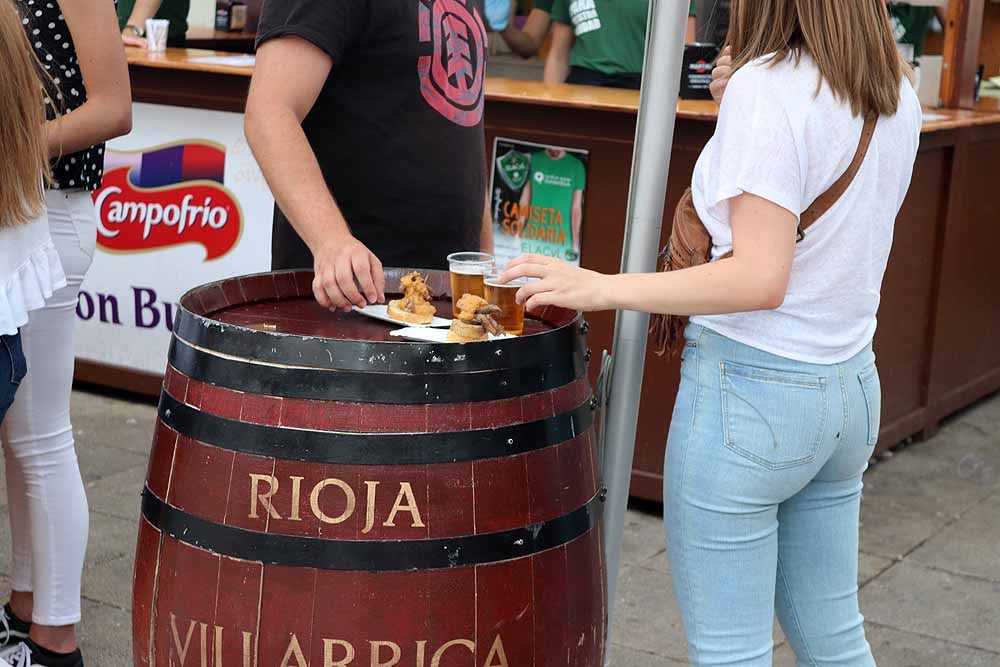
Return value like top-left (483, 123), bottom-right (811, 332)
top-left (447, 252), bottom-right (494, 318)
top-left (484, 273), bottom-right (527, 336)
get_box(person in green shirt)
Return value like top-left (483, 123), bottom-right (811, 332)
top-left (504, 0), bottom-right (694, 61)
top-left (119, 0), bottom-right (190, 48)
top-left (887, 2), bottom-right (946, 58)
top-left (517, 149), bottom-right (586, 261)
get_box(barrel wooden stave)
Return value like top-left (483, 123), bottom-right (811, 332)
top-left (136, 536), bottom-right (604, 665)
top-left (137, 526), bottom-right (604, 666)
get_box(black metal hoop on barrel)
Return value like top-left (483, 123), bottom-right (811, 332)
top-left (168, 336), bottom-right (588, 404)
top-left (158, 390), bottom-right (596, 464)
top-left (141, 487), bottom-right (603, 571)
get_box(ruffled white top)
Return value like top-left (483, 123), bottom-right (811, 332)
top-left (0, 213), bottom-right (66, 337)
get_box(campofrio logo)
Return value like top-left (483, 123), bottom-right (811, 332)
top-left (92, 141), bottom-right (242, 260)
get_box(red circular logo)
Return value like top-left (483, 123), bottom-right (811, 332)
top-left (417, 0), bottom-right (487, 127)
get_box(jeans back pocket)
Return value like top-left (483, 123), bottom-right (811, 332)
top-left (858, 365), bottom-right (881, 446)
top-left (721, 361), bottom-right (828, 470)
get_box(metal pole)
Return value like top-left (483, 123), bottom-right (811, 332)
top-left (602, 0), bottom-right (688, 654)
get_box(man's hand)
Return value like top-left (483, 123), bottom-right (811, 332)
top-left (121, 33), bottom-right (147, 48)
top-left (312, 233), bottom-right (386, 311)
top-left (710, 46), bottom-right (733, 104)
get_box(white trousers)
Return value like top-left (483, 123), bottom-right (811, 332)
top-left (2, 190), bottom-right (96, 625)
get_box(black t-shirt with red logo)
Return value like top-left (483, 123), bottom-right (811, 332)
top-left (257, 0), bottom-right (488, 271)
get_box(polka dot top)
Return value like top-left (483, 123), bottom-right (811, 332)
top-left (17, 0), bottom-right (108, 192)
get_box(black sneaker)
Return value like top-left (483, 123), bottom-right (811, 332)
top-left (0, 606), bottom-right (29, 648)
top-left (0, 639), bottom-right (83, 667)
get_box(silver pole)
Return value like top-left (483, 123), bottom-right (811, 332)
top-left (602, 0), bottom-right (688, 654)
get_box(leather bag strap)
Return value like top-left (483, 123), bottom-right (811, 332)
top-left (798, 113), bottom-right (878, 234)
top-left (718, 113), bottom-right (878, 259)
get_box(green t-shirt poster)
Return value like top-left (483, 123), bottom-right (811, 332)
top-left (490, 139), bottom-right (589, 267)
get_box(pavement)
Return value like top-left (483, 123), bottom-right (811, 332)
top-left (0, 386), bottom-right (998, 666)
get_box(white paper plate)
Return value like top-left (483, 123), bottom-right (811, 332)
top-left (390, 327), bottom-right (516, 343)
top-left (353, 304), bottom-right (451, 328)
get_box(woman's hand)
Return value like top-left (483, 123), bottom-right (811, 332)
top-left (500, 255), bottom-right (612, 312)
top-left (710, 46), bottom-right (732, 104)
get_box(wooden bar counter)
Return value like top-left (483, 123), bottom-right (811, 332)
top-left (111, 48), bottom-right (1000, 502)
top-left (183, 26), bottom-right (257, 53)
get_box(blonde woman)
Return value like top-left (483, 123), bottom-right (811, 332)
top-left (0, 0), bottom-right (66, 431)
top-left (0, 0), bottom-right (130, 665)
top-left (0, 12), bottom-right (71, 651)
top-left (503, 1), bottom-right (921, 664)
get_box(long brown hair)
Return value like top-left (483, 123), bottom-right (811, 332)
top-left (726, 0), bottom-right (908, 117)
top-left (0, 0), bottom-right (50, 229)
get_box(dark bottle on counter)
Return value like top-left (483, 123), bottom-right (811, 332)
top-left (215, 0), bottom-right (247, 32)
top-left (680, 43), bottom-right (720, 100)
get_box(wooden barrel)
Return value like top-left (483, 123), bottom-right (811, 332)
top-left (132, 268), bottom-right (606, 667)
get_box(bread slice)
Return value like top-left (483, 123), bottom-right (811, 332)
top-left (448, 319), bottom-right (487, 343)
top-left (387, 299), bottom-right (435, 325)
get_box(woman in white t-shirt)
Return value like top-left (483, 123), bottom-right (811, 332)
top-left (502, 1), bottom-right (921, 664)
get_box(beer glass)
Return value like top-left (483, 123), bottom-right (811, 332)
top-left (447, 252), bottom-right (494, 318)
top-left (484, 273), bottom-right (527, 335)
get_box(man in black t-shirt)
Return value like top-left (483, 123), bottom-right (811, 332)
top-left (246, 0), bottom-right (493, 310)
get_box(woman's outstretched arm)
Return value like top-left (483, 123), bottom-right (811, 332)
top-left (501, 193), bottom-right (798, 314)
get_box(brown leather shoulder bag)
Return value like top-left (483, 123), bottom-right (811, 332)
top-left (650, 114), bottom-right (877, 357)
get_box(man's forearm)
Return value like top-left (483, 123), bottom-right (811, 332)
top-left (245, 104), bottom-right (350, 251)
top-left (500, 9), bottom-right (550, 58)
top-left (125, 0), bottom-right (163, 27)
top-left (501, 25), bottom-right (540, 58)
top-left (543, 55), bottom-right (570, 84)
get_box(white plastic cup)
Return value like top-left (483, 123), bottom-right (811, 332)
top-left (145, 19), bottom-right (169, 52)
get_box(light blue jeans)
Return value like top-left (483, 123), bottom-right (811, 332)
top-left (664, 324), bottom-right (879, 667)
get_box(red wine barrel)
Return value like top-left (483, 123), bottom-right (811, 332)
top-left (132, 268), bottom-right (606, 667)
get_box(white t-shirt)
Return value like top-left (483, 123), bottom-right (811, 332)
top-left (690, 53), bottom-right (922, 364)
